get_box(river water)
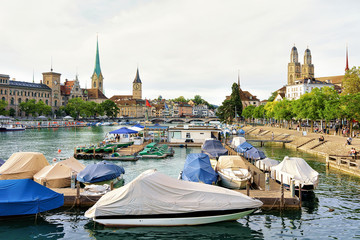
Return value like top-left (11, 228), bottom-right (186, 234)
top-left (0, 126), bottom-right (359, 239)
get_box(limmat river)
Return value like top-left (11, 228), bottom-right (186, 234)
top-left (1, 126), bottom-right (360, 239)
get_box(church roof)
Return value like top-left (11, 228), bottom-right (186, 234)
top-left (316, 75), bottom-right (344, 85)
top-left (133, 68), bottom-right (142, 83)
top-left (110, 95), bottom-right (134, 101)
top-left (87, 88), bottom-right (107, 100)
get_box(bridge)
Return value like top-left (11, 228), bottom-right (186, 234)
top-left (119, 117), bottom-right (219, 124)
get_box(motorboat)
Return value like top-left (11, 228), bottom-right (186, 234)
top-left (0, 124), bottom-right (26, 132)
top-left (77, 161), bottom-right (125, 187)
top-left (34, 157), bottom-right (85, 188)
top-left (0, 179), bottom-right (63, 217)
top-left (216, 156), bottom-right (251, 189)
top-left (231, 137), bottom-right (246, 149)
top-left (0, 152), bottom-right (49, 180)
top-left (255, 158), bottom-right (279, 172)
top-left (270, 156), bottom-right (319, 191)
top-left (179, 153), bottom-right (218, 185)
top-left (236, 142), bottom-right (253, 154)
top-left (201, 139), bottom-right (228, 159)
top-left (243, 147), bottom-right (266, 160)
top-left (85, 169), bottom-right (263, 227)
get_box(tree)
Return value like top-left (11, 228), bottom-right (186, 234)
top-left (242, 105), bottom-right (256, 123)
top-left (340, 93), bottom-right (360, 135)
top-left (19, 99), bottom-right (37, 117)
top-left (100, 100), bottom-right (119, 118)
top-left (9, 108), bottom-right (15, 117)
top-left (0, 100), bottom-right (8, 115)
top-left (173, 96), bottom-right (188, 103)
top-left (342, 66), bottom-right (360, 95)
top-left (216, 83), bottom-right (242, 123)
top-left (264, 101), bottom-right (277, 120)
top-left (253, 105), bottom-right (265, 122)
top-left (268, 91), bottom-right (278, 102)
top-left (64, 98), bottom-right (86, 119)
top-left (230, 83), bottom-right (243, 118)
top-left (273, 99), bottom-right (294, 128)
top-left (35, 100), bottom-right (52, 116)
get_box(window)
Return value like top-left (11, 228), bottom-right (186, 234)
top-left (186, 133), bottom-right (191, 138)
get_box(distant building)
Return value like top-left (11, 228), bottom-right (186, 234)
top-left (178, 103), bottom-right (193, 117)
top-left (193, 104), bottom-right (209, 117)
top-left (286, 78), bottom-right (334, 100)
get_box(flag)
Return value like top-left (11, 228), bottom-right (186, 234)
top-left (164, 102), bottom-right (169, 110)
top-left (146, 99), bottom-right (152, 107)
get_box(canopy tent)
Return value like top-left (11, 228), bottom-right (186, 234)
top-left (255, 158), bottom-right (279, 171)
top-left (271, 156), bottom-right (319, 188)
top-left (34, 157), bottom-right (85, 188)
top-left (201, 139), bottom-right (228, 158)
top-left (85, 169), bottom-right (263, 218)
top-left (36, 115), bottom-right (47, 120)
top-left (181, 153), bottom-right (218, 185)
top-left (77, 161), bottom-right (125, 184)
top-left (236, 142), bottom-right (254, 153)
top-left (217, 155), bottom-right (247, 170)
top-left (63, 115), bottom-right (73, 120)
top-left (109, 127), bottom-right (138, 135)
top-left (231, 137), bottom-right (246, 149)
top-left (0, 179), bottom-right (64, 216)
top-left (244, 147), bottom-right (266, 160)
top-left (0, 152), bottom-right (49, 180)
top-left (128, 126), bottom-right (144, 132)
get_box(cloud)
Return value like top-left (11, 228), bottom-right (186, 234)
top-left (0, 0), bottom-right (359, 105)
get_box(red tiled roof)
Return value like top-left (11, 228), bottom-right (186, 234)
top-left (87, 88), bottom-right (108, 99)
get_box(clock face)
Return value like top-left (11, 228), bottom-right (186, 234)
top-left (134, 83), bottom-right (140, 90)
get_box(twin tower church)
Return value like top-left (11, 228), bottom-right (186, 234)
top-left (287, 46), bottom-right (314, 85)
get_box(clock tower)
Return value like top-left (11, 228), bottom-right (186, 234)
top-left (132, 68), bottom-right (142, 100)
top-left (287, 45), bottom-right (301, 85)
top-left (43, 70), bottom-right (61, 108)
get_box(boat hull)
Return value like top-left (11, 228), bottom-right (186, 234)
top-left (93, 209), bottom-right (256, 227)
top-left (218, 170), bottom-right (250, 189)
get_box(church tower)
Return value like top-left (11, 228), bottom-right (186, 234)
top-left (132, 68), bottom-right (142, 100)
top-left (301, 47), bottom-right (314, 79)
top-left (91, 37), bottom-right (104, 93)
top-left (287, 45), bottom-right (301, 85)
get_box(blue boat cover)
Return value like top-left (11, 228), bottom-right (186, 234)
top-left (238, 129), bottom-right (245, 135)
top-left (0, 179), bottom-right (64, 216)
top-left (244, 147), bottom-right (266, 160)
top-left (0, 159), bottom-right (4, 167)
top-left (202, 139), bottom-right (228, 158)
top-left (236, 142), bottom-right (254, 153)
top-left (182, 153), bottom-right (218, 185)
top-left (133, 124), bottom-right (144, 128)
top-left (77, 161), bottom-right (125, 183)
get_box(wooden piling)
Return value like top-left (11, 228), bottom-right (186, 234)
top-left (76, 183), bottom-right (80, 206)
top-left (299, 184), bottom-right (302, 208)
top-left (280, 174), bottom-right (284, 209)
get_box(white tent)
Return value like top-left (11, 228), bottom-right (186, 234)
top-left (85, 169), bottom-right (262, 218)
top-left (231, 137), bottom-right (246, 149)
top-left (255, 158), bottom-right (279, 172)
top-left (270, 156), bottom-right (319, 188)
top-left (0, 152), bottom-right (49, 180)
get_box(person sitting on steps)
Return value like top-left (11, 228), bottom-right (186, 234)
top-left (346, 137), bottom-right (352, 145)
top-left (318, 135), bottom-right (324, 142)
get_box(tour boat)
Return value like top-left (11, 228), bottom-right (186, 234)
top-left (0, 124), bottom-right (26, 132)
top-left (85, 169), bottom-right (262, 227)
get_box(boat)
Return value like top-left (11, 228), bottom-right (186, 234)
top-left (201, 139), bottom-right (228, 159)
top-left (216, 156), bottom-right (251, 189)
top-left (0, 124), bottom-right (26, 132)
top-left (102, 153), bottom-right (139, 161)
top-left (77, 161), bottom-right (125, 187)
top-left (139, 143), bottom-right (173, 159)
top-left (0, 152), bottom-right (49, 180)
top-left (0, 179), bottom-right (64, 217)
top-left (179, 153), bottom-right (218, 185)
top-left (236, 142), bottom-right (254, 154)
top-left (230, 137), bottom-right (246, 149)
top-left (243, 147), bottom-right (266, 160)
top-left (270, 156), bottom-right (319, 191)
top-left (84, 169), bottom-right (263, 227)
top-left (33, 157), bottom-right (85, 188)
top-left (0, 159), bottom-right (5, 167)
top-left (255, 158), bottom-right (279, 172)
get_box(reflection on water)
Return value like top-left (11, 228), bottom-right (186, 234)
top-left (1, 128), bottom-right (360, 239)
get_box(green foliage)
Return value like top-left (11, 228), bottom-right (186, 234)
top-left (264, 101), bottom-right (276, 119)
top-left (100, 100), bottom-right (119, 118)
top-left (35, 100), bottom-right (52, 116)
top-left (9, 108), bottom-right (15, 117)
top-left (0, 100), bottom-right (8, 115)
top-left (19, 99), bottom-right (37, 116)
top-left (173, 96), bottom-right (188, 103)
top-left (268, 91), bottom-right (278, 102)
top-left (340, 93), bottom-right (360, 122)
top-left (216, 83), bottom-right (242, 123)
top-left (64, 98), bottom-right (86, 119)
top-left (242, 105), bottom-right (256, 119)
top-left (273, 99), bottom-right (294, 121)
top-left (342, 66), bottom-right (360, 95)
top-left (253, 105), bottom-right (265, 119)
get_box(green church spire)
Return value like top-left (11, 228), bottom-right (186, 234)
top-left (94, 36), bottom-right (102, 77)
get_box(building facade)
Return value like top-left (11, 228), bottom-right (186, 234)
top-left (286, 78), bottom-right (334, 100)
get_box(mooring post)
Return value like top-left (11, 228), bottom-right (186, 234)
top-left (246, 179), bottom-right (250, 196)
top-left (280, 174), bottom-right (284, 209)
top-left (265, 172), bottom-right (270, 191)
top-left (299, 184), bottom-right (302, 208)
top-left (290, 179), bottom-right (295, 197)
top-left (110, 181), bottom-right (114, 190)
top-left (76, 182), bottom-right (80, 206)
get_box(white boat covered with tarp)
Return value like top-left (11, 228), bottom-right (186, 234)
top-left (270, 156), bottom-right (319, 191)
top-left (230, 137), bottom-right (246, 149)
top-left (216, 156), bottom-right (251, 189)
top-left (85, 169), bottom-right (262, 227)
top-left (255, 158), bottom-right (279, 172)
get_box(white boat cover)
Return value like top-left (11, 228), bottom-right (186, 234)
top-left (216, 156), bottom-right (247, 170)
top-left (231, 137), bottom-right (246, 149)
top-left (34, 157), bottom-right (85, 188)
top-left (85, 169), bottom-right (262, 218)
top-left (0, 152), bottom-right (49, 180)
top-left (255, 158), bottom-right (279, 171)
top-left (270, 156), bottom-right (319, 187)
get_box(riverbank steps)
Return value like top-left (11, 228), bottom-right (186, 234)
top-left (242, 125), bottom-right (360, 177)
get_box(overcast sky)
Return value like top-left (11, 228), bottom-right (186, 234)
top-left (0, 0), bottom-right (359, 105)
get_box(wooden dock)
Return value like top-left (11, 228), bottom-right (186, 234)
top-left (246, 139), bottom-right (292, 147)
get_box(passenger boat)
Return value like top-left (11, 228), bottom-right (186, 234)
top-left (0, 179), bottom-right (64, 217)
top-left (77, 161), bottom-right (125, 187)
top-left (85, 169), bottom-right (263, 227)
top-left (201, 139), bottom-right (228, 159)
top-left (271, 156), bottom-right (319, 192)
top-left (216, 156), bottom-right (251, 189)
top-left (179, 153), bottom-right (218, 185)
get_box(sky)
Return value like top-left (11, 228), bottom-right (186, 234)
top-left (0, 0), bottom-right (359, 105)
